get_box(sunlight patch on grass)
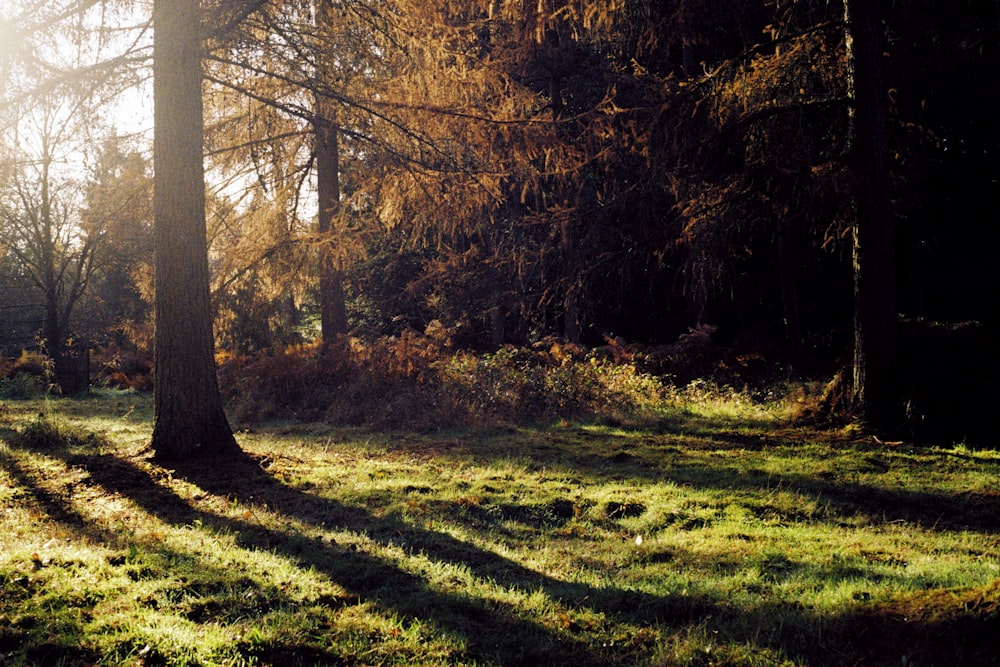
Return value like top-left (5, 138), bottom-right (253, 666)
top-left (1, 392), bottom-right (998, 665)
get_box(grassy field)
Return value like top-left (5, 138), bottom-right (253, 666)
top-left (1, 389), bottom-right (998, 666)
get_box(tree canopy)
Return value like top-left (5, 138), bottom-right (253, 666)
top-left (1, 0), bottom-right (997, 442)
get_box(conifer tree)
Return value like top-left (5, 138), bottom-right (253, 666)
top-left (151, 0), bottom-right (239, 460)
top-left (844, 0), bottom-right (897, 428)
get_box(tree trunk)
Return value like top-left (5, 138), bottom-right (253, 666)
top-left (776, 217), bottom-right (803, 370)
top-left (315, 112), bottom-right (348, 342)
top-left (560, 219), bottom-right (581, 343)
top-left (43, 299), bottom-right (62, 370)
top-left (38, 154), bottom-right (66, 389)
top-left (844, 0), bottom-right (898, 429)
top-left (314, 1), bottom-right (348, 344)
top-left (151, 0), bottom-right (238, 460)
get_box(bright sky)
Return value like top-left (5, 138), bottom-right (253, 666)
top-left (108, 80), bottom-right (154, 138)
top-left (1, 1), bottom-right (152, 122)
top-left (1, 1), bottom-right (302, 217)
top-left (0, 14), bottom-right (14, 57)
top-left (0, 9), bottom-right (28, 104)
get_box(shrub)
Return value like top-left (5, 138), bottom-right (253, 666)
top-left (218, 333), bottom-right (671, 430)
top-left (10, 414), bottom-right (110, 450)
top-left (8, 350), bottom-right (52, 378)
top-left (0, 372), bottom-right (49, 399)
top-left (430, 346), bottom-right (668, 426)
top-left (92, 345), bottom-right (153, 391)
top-left (0, 351), bottom-right (53, 398)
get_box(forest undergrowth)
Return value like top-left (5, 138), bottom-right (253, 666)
top-left (210, 326), bottom-right (788, 432)
top-left (1, 352), bottom-right (998, 665)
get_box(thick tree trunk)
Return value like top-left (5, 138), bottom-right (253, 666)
top-left (151, 0), bottom-right (238, 460)
top-left (844, 0), bottom-right (898, 429)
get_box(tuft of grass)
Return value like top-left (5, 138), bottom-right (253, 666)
top-left (9, 412), bottom-right (112, 452)
top-left (0, 391), bottom-right (998, 666)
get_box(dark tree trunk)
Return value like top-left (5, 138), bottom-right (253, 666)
top-left (151, 0), bottom-right (238, 460)
top-left (776, 218), bottom-right (803, 370)
top-left (314, 1), bottom-right (347, 343)
top-left (315, 112), bottom-right (347, 342)
top-left (38, 157), bottom-right (68, 391)
top-left (844, 0), bottom-right (898, 429)
top-left (560, 219), bottom-right (581, 343)
top-left (43, 301), bottom-right (63, 378)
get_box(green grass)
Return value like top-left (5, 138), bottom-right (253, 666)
top-left (1, 389), bottom-right (998, 666)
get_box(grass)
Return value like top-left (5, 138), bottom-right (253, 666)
top-left (1, 388), bottom-right (998, 666)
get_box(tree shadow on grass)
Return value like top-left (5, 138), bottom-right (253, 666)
top-left (107, 448), bottom-right (1000, 665)
top-left (5, 413), bottom-right (998, 666)
top-left (184, 453), bottom-right (727, 662)
top-left (806, 584), bottom-right (1000, 667)
top-left (0, 447), bottom-right (310, 665)
top-left (0, 444), bottom-right (111, 547)
top-left (401, 426), bottom-right (1000, 534)
top-left (28, 447), bottom-right (713, 665)
top-left (644, 454), bottom-right (1000, 534)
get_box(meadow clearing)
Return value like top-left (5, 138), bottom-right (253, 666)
top-left (1, 387), bottom-right (998, 666)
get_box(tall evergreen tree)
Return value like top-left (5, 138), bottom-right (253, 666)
top-left (314, 0), bottom-right (348, 341)
top-left (844, 0), bottom-right (898, 429)
top-left (151, 0), bottom-right (239, 460)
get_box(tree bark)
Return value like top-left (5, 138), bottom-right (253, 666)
top-left (844, 0), bottom-right (898, 429)
top-left (151, 0), bottom-right (238, 460)
top-left (315, 2), bottom-right (347, 343)
top-left (315, 112), bottom-right (348, 342)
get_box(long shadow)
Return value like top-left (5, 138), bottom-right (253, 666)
top-left (15, 397), bottom-right (996, 535)
top-left (0, 446), bottom-right (114, 548)
top-left (49, 447), bottom-right (716, 665)
top-left (400, 427), bottom-right (1000, 534)
top-left (140, 449), bottom-right (1000, 664)
top-left (646, 454), bottom-right (1000, 534)
top-left (0, 447), bottom-right (311, 665)
top-left (7, 437), bottom-right (997, 666)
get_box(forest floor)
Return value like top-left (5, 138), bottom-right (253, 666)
top-left (1, 389), bottom-right (998, 666)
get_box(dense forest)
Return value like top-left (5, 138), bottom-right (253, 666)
top-left (2, 0), bottom-right (998, 445)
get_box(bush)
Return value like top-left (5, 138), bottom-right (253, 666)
top-left (218, 332), bottom-right (671, 430)
top-left (10, 414), bottom-right (110, 450)
top-left (10, 350), bottom-right (52, 377)
top-left (0, 350), bottom-right (53, 398)
top-left (0, 372), bottom-right (49, 399)
top-left (219, 335), bottom-right (446, 429)
top-left (91, 345), bottom-right (153, 391)
top-left (432, 345), bottom-right (668, 426)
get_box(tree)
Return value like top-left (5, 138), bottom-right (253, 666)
top-left (339, 0), bottom-right (670, 344)
top-left (199, 0), bottom-right (381, 346)
top-left (0, 99), bottom-right (104, 391)
top-left (844, 0), bottom-right (897, 428)
top-left (150, 0), bottom-right (239, 460)
top-left (2, 0), bottom-right (156, 386)
top-left (78, 137), bottom-right (154, 345)
top-left (313, 0), bottom-right (348, 341)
